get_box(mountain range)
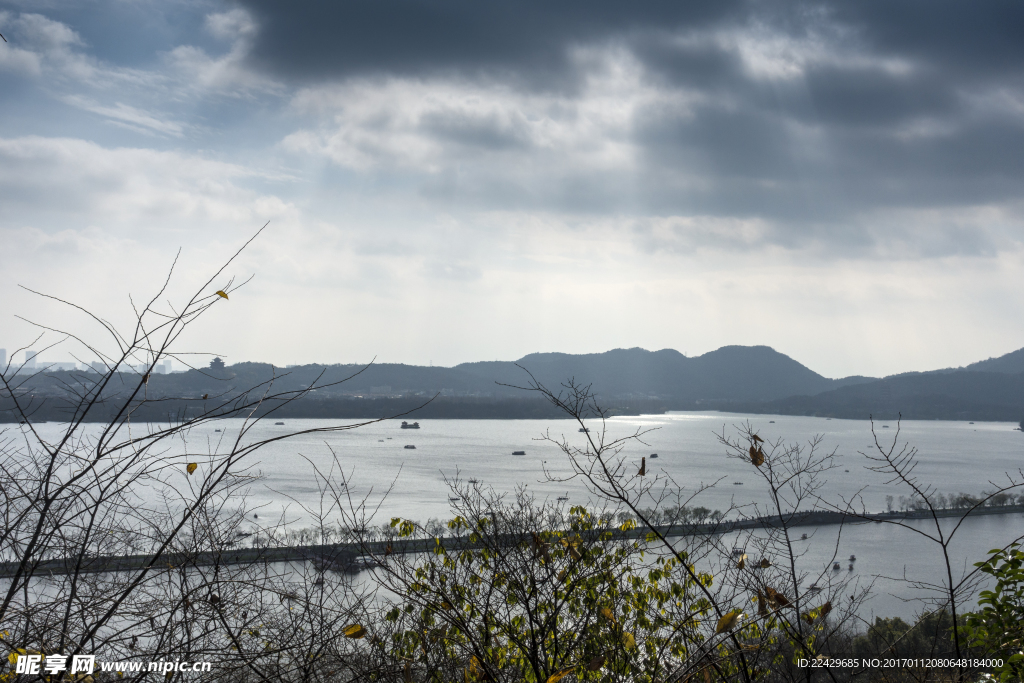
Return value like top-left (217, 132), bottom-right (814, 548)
top-left (6, 345), bottom-right (1024, 422)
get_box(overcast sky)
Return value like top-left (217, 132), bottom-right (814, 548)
top-left (1, 0), bottom-right (1023, 378)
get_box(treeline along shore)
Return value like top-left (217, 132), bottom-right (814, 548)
top-left (0, 394), bottom-right (670, 423)
top-left (5, 505), bottom-right (1023, 578)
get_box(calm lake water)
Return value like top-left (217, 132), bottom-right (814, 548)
top-left (28, 412), bottom-right (1024, 620)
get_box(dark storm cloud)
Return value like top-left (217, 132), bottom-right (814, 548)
top-left (236, 0), bottom-right (744, 88)
top-left (829, 1), bottom-right (1024, 79)
top-left (237, 0), bottom-right (1024, 88)
top-left (235, 0), bottom-right (1024, 251)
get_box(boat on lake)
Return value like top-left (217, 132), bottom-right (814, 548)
top-left (401, 421), bottom-right (420, 429)
top-left (832, 562), bottom-right (842, 571)
top-left (275, 422), bottom-right (285, 425)
top-left (404, 445), bottom-right (416, 449)
top-left (512, 450), bottom-right (526, 456)
top-left (650, 453), bottom-right (659, 459)
top-left (579, 427), bottom-right (589, 433)
top-left (468, 478), bottom-right (479, 484)
top-left (557, 493), bottom-right (569, 501)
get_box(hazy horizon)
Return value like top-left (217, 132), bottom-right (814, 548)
top-left (2, 1), bottom-right (1023, 378)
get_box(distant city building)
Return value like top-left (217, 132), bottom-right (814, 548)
top-left (25, 350), bottom-right (38, 370)
top-left (0, 348), bottom-right (5, 370)
top-left (162, 359), bottom-right (172, 374)
top-left (90, 361), bottom-right (106, 373)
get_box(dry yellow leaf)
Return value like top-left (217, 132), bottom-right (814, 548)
top-left (343, 624), bottom-right (366, 639)
top-left (715, 610), bottom-right (742, 634)
top-left (759, 558), bottom-right (771, 568)
top-left (600, 607), bottom-right (617, 623)
top-left (215, 290), bottom-right (229, 300)
top-left (546, 668), bottom-right (573, 683)
top-left (821, 601), bottom-right (832, 617)
top-left (749, 445), bottom-right (764, 467)
top-left (621, 632), bottom-right (636, 650)
top-left (465, 656), bottom-right (484, 681)
top-left (736, 554), bottom-right (747, 570)
top-left (186, 463), bottom-right (198, 475)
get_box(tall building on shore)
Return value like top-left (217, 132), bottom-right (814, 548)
top-left (0, 348), bottom-right (6, 370)
top-left (25, 350), bottom-right (38, 370)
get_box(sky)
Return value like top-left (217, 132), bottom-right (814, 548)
top-left (1, 0), bottom-right (1023, 379)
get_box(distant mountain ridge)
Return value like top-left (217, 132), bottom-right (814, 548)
top-left (725, 370), bottom-right (1024, 421)
top-left (455, 346), bottom-right (875, 402)
top-left (9, 344), bottom-right (1024, 422)
top-left (962, 347), bottom-right (1024, 374)
top-left (722, 346), bottom-right (1024, 421)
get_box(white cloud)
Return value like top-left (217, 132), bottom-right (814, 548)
top-left (205, 8), bottom-right (258, 41)
top-left (281, 48), bottom-right (692, 176)
top-left (164, 8), bottom-right (281, 97)
top-left (0, 135), bottom-right (295, 229)
top-left (62, 95), bottom-right (186, 137)
top-left (713, 20), bottom-right (915, 82)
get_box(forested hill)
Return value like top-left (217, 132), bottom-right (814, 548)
top-left (454, 346), bottom-right (874, 401)
top-left (722, 370), bottom-right (1024, 421)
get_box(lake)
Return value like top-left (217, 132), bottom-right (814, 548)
top-left (27, 412), bottom-right (1024, 620)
